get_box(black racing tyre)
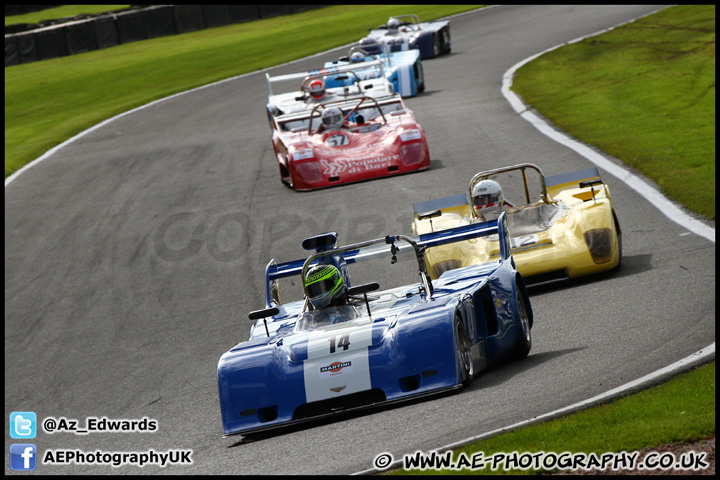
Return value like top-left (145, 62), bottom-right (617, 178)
top-left (279, 163), bottom-right (292, 188)
top-left (442, 27), bottom-right (451, 54)
top-left (513, 285), bottom-right (532, 360)
top-left (417, 62), bottom-right (426, 93)
top-left (612, 211), bottom-right (622, 272)
top-left (454, 314), bottom-right (473, 386)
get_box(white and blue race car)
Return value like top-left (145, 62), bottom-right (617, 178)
top-left (360, 14), bottom-right (451, 59)
top-left (324, 42), bottom-right (425, 97)
top-left (217, 214), bottom-right (534, 436)
top-left (265, 59), bottom-right (395, 126)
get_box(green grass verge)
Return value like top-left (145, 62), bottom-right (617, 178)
top-left (4, 5), bottom-right (482, 178)
top-left (5, 5), bottom-right (130, 26)
top-left (393, 362), bottom-right (715, 475)
top-left (511, 5), bottom-right (715, 220)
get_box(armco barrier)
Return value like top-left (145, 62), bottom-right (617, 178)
top-left (34, 24), bottom-right (67, 60)
top-left (66, 19), bottom-right (98, 55)
top-left (5, 5), bottom-right (325, 67)
top-left (174, 5), bottom-right (205, 34)
top-left (95, 15), bottom-right (120, 50)
top-left (143, 5), bottom-right (177, 39)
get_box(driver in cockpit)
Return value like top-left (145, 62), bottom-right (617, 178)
top-left (386, 17), bottom-right (400, 35)
top-left (470, 179), bottom-right (513, 223)
top-left (315, 107), bottom-right (350, 134)
top-left (300, 264), bottom-right (360, 328)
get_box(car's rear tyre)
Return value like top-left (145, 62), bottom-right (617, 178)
top-left (279, 162), bottom-right (294, 189)
top-left (454, 314), bottom-right (473, 386)
top-left (441, 27), bottom-right (451, 54)
top-left (612, 211), bottom-right (622, 272)
top-left (416, 61), bottom-right (426, 93)
top-left (513, 285), bottom-right (532, 360)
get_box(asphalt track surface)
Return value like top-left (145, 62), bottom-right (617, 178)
top-left (5, 5), bottom-right (715, 475)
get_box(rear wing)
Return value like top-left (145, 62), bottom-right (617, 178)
top-left (262, 213), bottom-right (511, 307)
top-left (412, 164), bottom-right (604, 215)
top-left (266, 59), bottom-right (387, 97)
top-left (412, 193), bottom-right (468, 217)
top-left (545, 167), bottom-right (600, 189)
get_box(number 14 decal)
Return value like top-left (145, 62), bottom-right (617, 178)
top-left (329, 334), bottom-right (350, 354)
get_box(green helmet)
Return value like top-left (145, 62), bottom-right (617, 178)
top-left (304, 264), bottom-right (347, 309)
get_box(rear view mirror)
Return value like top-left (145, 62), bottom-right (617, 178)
top-left (348, 283), bottom-right (380, 317)
top-left (248, 307), bottom-right (280, 337)
top-left (347, 283), bottom-right (380, 296)
top-left (417, 209), bottom-right (441, 220)
top-left (418, 209), bottom-right (442, 233)
top-left (248, 307), bottom-right (279, 320)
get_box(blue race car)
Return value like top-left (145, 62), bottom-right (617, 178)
top-left (217, 214), bottom-right (534, 436)
top-left (265, 59), bottom-right (395, 126)
top-left (360, 14), bottom-right (451, 59)
top-left (324, 42), bottom-right (425, 97)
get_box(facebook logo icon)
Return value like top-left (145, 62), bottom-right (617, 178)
top-left (10, 411), bottom-right (37, 439)
top-left (10, 444), bottom-right (37, 471)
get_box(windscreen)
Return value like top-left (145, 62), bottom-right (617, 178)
top-left (278, 101), bottom-right (405, 132)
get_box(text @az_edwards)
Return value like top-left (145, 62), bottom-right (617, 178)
top-left (42, 416), bottom-right (157, 434)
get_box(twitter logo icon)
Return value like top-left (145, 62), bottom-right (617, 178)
top-left (10, 412), bottom-right (37, 439)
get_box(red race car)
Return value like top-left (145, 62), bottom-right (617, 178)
top-left (269, 94), bottom-right (430, 191)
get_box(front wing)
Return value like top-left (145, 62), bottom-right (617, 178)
top-left (217, 304), bottom-right (463, 436)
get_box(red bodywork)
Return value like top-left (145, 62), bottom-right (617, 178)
top-left (271, 96), bottom-right (430, 191)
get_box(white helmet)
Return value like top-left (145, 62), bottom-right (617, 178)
top-left (321, 107), bottom-right (344, 130)
top-left (350, 51), bottom-right (365, 63)
top-left (471, 180), bottom-right (504, 217)
top-left (387, 17), bottom-right (400, 32)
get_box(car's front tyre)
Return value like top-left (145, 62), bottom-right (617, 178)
top-left (512, 284), bottom-right (532, 360)
top-left (454, 314), bottom-right (474, 386)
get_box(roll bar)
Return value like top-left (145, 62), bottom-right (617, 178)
top-left (468, 163), bottom-right (554, 205)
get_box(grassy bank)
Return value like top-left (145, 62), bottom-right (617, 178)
top-left (511, 5), bottom-right (715, 220)
top-left (393, 362), bottom-right (715, 475)
top-left (4, 5), bottom-right (482, 178)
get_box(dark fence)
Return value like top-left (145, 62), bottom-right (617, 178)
top-left (5, 5), bottom-right (325, 67)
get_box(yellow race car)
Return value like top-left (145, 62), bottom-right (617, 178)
top-left (412, 163), bottom-right (622, 285)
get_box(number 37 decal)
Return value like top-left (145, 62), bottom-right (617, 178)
top-left (325, 134), bottom-right (349, 147)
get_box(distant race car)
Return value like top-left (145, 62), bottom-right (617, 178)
top-left (360, 14), bottom-right (451, 59)
top-left (268, 92), bottom-right (430, 190)
top-left (412, 163), bottom-right (622, 285)
top-left (265, 59), bottom-right (395, 127)
top-left (324, 42), bottom-right (425, 97)
top-left (217, 214), bottom-right (534, 436)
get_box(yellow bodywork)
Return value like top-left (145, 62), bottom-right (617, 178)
top-left (413, 176), bottom-right (621, 283)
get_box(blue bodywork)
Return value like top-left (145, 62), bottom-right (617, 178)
top-left (217, 214), bottom-right (533, 436)
top-left (324, 48), bottom-right (424, 97)
top-left (360, 15), bottom-right (452, 60)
